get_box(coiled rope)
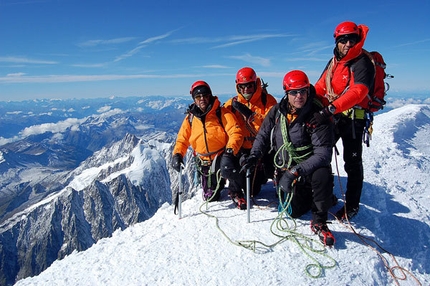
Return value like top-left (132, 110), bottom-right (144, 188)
top-left (199, 185), bottom-right (336, 279)
top-left (273, 115), bottom-right (313, 169)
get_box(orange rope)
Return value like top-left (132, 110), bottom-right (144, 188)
top-left (332, 149), bottom-right (422, 286)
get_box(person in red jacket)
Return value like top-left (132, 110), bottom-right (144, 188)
top-left (223, 67), bottom-right (277, 202)
top-left (172, 81), bottom-right (243, 205)
top-left (311, 21), bottom-right (375, 220)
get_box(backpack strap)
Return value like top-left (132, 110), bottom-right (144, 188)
top-left (215, 106), bottom-right (224, 129)
top-left (188, 106), bottom-right (223, 128)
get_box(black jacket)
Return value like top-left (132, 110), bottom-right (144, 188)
top-left (250, 86), bottom-right (334, 176)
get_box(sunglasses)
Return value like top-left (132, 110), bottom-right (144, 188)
top-left (194, 93), bottom-right (210, 100)
top-left (286, 88), bottom-right (308, 96)
top-left (238, 83), bottom-right (255, 90)
top-left (337, 34), bottom-right (358, 45)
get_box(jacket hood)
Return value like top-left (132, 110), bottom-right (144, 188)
top-left (335, 24), bottom-right (369, 62)
top-left (236, 77), bottom-right (264, 104)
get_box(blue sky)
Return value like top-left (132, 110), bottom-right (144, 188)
top-left (0, 0), bottom-right (429, 101)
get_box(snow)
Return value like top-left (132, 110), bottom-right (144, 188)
top-left (15, 104), bottom-right (430, 286)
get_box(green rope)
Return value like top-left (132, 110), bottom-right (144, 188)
top-left (198, 185), bottom-right (337, 278)
top-left (273, 187), bottom-right (337, 278)
top-left (274, 115), bottom-right (313, 169)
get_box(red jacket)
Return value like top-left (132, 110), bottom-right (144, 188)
top-left (315, 24), bottom-right (375, 113)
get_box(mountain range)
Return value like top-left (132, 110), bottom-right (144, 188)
top-left (1, 96), bottom-right (429, 285)
top-left (0, 96), bottom-right (193, 285)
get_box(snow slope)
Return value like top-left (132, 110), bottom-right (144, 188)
top-left (15, 104), bottom-right (430, 286)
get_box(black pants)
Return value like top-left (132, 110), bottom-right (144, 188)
top-left (227, 149), bottom-right (273, 198)
top-left (278, 166), bottom-right (333, 224)
top-left (335, 116), bottom-right (365, 209)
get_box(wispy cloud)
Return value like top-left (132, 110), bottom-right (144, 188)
top-left (171, 33), bottom-right (292, 49)
top-left (213, 34), bottom-right (290, 49)
top-left (71, 63), bottom-right (108, 68)
top-left (6, 72), bottom-right (26, 77)
top-left (114, 31), bottom-right (175, 62)
top-left (0, 56), bottom-right (57, 65)
top-left (201, 65), bottom-right (230, 69)
top-left (77, 37), bottom-right (136, 47)
top-left (0, 73), bottom-right (202, 84)
top-left (298, 42), bottom-right (333, 56)
top-left (395, 38), bottom-right (430, 48)
top-left (227, 53), bottom-right (271, 67)
top-left (284, 57), bottom-right (328, 62)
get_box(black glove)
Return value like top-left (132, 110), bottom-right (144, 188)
top-left (232, 101), bottom-right (253, 120)
top-left (171, 153), bottom-right (183, 172)
top-left (278, 168), bottom-right (299, 193)
top-left (239, 154), bottom-right (258, 173)
top-left (220, 151), bottom-right (238, 179)
top-left (309, 107), bottom-right (332, 127)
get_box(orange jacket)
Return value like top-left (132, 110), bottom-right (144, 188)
top-left (224, 77), bottom-right (277, 149)
top-left (173, 96), bottom-right (243, 161)
top-left (315, 24), bottom-right (374, 113)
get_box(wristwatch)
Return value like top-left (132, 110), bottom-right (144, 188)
top-left (328, 104), bottom-right (336, 114)
top-left (289, 166), bottom-right (299, 177)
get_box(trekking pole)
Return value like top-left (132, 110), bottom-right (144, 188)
top-left (178, 164), bottom-right (183, 219)
top-left (246, 168), bottom-right (251, 223)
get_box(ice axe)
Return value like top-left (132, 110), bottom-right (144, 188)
top-left (246, 168), bottom-right (251, 223)
top-left (174, 164), bottom-right (184, 219)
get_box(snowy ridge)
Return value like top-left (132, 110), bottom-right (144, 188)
top-left (15, 104), bottom-right (430, 286)
top-left (0, 133), bottom-right (174, 285)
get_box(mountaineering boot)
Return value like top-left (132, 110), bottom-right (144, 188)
top-left (335, 206), bottom-right (359, 221)
top-left (228, 190), bottom-right (247, 210)
top-left (311, 222), bottom-right (335, 246)
top-left (236, 197), bottom-right (247, 210)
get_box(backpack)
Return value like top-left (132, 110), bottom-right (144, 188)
top-left (363, 50), bottom-right (394, 113)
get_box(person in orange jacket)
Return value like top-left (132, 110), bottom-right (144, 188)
top-left (223, 67), bottom-right (277, 200)
top-left (172, 81), bottom-right (244, 204)
top-left (311, 21), bottom-right (375, 220)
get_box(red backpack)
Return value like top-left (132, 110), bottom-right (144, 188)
top-left (364, 50), bottom-right (394, 112)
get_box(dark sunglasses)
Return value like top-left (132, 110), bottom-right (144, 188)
top-left (238, 83), bottom-right (255, 90)
top-left (286, 88), bottom-right (308, 96)
top-left (337, 34), bottom-right (359, 45)
top-left (194, 93), bottom-right (210, 100)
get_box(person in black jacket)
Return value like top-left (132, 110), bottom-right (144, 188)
top-left (242, 70), bottom-right (336, 246)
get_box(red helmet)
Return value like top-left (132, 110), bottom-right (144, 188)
top-left (283, 70), bottom-right (310, 91)
top-left (190, 80), bottom-right (212, 97)
top-left (235, 67), bottom-right (257, 84)
top-left (333, 21), bottom-right (359, 39)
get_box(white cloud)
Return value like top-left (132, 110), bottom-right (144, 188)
top-left (114, 31), bottom-right (175, 63)
top-left (97, 105), bottom-right (112, 113)
top-left (228, 53), bottom-right (271, 67)
top-left (78, 37), bottom-right (136, 47)
top-left (20, 118), bottom-right (85, 137)
top-left (0, 56), bottom-right (57, 65)
top-left (0, 73), bottom-right (206, 84)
